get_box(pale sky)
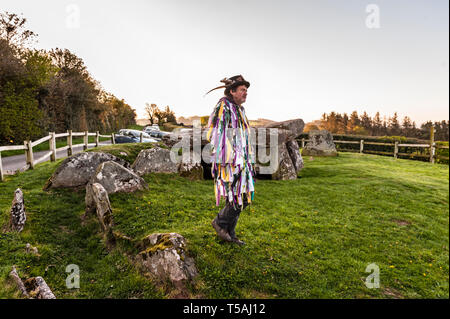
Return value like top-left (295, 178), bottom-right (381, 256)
top-left (2, 0), bottom-right (449, 125)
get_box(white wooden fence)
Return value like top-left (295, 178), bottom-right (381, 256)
top-left (2, 128), bottom-right (448, 181)
top-left (299, 136), bottom-right (448, 163)
top-left (0, 130), bottom-right (118, 181)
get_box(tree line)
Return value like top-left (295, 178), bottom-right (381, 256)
top-left (309, 111), bottom-right (449, 141)
top-left (0, 11), bottom-right (136, 145)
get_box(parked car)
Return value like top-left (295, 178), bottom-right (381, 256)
top-left (170, 128), bottom-right (192, 138)
top-left (143, 125), bottom-right (173, 139)
top-left (115, 129), bottom-right (159, 144)
top-left (147, 130), bottom-right (172, 139)
top-left (143, 124), bottom-right (161, 133)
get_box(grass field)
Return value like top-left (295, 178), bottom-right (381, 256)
top-left (0, 150), bottom-right (448, 299)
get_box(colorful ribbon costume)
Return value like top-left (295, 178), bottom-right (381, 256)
top-left (206, 97), bottom-right (255, 208)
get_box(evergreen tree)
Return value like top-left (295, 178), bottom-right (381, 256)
top-left (360, 111), bottom-right (372, 135)
top-left (401, 116), bottom-right (413, 137)
top-left (341, 113), bottom-right (349, 134)
top-left (373, 112), bottom-right (382, 136)
top-left (388, 113), bottom-right (401, 135)
top-left (349, 111), bottom-right (360, 132)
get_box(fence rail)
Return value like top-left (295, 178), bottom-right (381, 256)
top-left (0, 130), bottom-right (117, 181)
top-left (299, 127), bottom-right (448, 164)
top-left (2, 128), bottom-right (448, 181)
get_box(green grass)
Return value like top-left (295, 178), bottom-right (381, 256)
top-left (127, 124), bottom-right (146, 131)
top-left (0, 152), bottom-right (448, 299)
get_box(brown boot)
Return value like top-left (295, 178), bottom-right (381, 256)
top-left (231, 237), bottom-right (246, 245)
top-left (212, 219), bottom-right (232, 242)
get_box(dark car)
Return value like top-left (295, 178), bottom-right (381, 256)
top-left (114, 129), bottom-right (159, 144)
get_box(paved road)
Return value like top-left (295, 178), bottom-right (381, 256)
top-left (1, 141), bottom-right (111, 174)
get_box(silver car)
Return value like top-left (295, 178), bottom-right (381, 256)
top-left (116, 129), bottom-right (159, 143)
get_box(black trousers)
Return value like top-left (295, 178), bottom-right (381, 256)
top-left (215, 194), bottom-right (249, 239)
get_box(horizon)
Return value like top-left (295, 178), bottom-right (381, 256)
top-left (2, 0), bottom-right (448, 127)
top-left (137, 110), bottom-right (447, 127)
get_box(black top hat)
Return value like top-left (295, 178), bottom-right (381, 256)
top-left (204, 75), bottom-right (250, 96)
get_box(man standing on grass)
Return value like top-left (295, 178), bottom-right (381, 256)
top-left (205, 75), bottom-right (255, 245)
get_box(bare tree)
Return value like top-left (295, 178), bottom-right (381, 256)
top-left (0, 11), bottom-right (37, 48)
top-left (145, 103), bottom-right (160, 125)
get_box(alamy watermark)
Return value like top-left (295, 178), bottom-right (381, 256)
top-left (168, 120), bottom-right (280, 174)
top-left (365, 263), bottom-right (380, 289)
top-left (66, 4), bottom-right (81, 29)
top-left (365, 4), bottom-right (381, 29)
top-left (66, 264), bottom-right (80, 289)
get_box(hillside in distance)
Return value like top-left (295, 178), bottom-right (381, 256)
top-left (176, 116), bottom-right (277, 127)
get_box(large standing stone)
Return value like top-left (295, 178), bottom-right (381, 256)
top-left (85, 183), bottom-right (115, 245)
top-left (271, 143), bottom-right (298, 180)
top-left (265, 118), bottom-right (305, 140)
top-left (132, 147), bottom-right (178, 176)
top-left (286, 140), bottom-right (304, 173)
top-left (135, 233), bottom-right (197, 288)
top-left (8, 188), bottom-right (26, 232)
top-left (43, 152), bottom-right (130, 190)
top-left (302, 130), bottom-right (338, 157)
top-left (253, 120), bottom-right (305, 180)
top-left (90, 161), bottom-right (148, 194)
top-left (161, 118), bottom-right (306, 181)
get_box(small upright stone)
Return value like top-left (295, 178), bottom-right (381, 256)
top-left (85, 183), bottom-right (115, 246)
top-left (24, 276), bottom-right (56, 299)
top-left (25, 243), bottom-right (39, 256)
top-left (8, 188), bottom-right (26, 232)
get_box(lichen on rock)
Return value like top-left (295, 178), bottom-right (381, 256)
top-left (7, 188), bottom-right (26, 232)
top-left (135, 233), bottom-right (197, 289)
top-left (43, 152), bottom-right (131, 190)
top-left (89, 161), bottom-right (148, 194)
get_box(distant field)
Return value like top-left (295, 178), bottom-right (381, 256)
top-left (0, 151), bottom-right (448, 298)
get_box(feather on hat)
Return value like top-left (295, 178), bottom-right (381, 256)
top-left (204, 75), bottom-right (250, 96)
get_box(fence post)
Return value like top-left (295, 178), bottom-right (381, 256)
top-left (430, 125), bottom-right (435, 164)
top-left (25, 140), bottom-right (34, 169)
top-left (140, 132), bottom-right (143, 143)
top-left (96, 131), bottom-right (99, 147)
top-left (111, 133), bottom-right (116, 145)
top-left (301, 138), bottom-right (305, 148)
top-left (84, 131), bottom-right (88, 150)
top-left (68, 130), bottom-right (73, 156)
top-left (50, 132), bottom-right (56, 162)
top-left (360, 140), bottom-right (364, 154)
top-left (394, 141), bottom-right (398, 159)
top-left (0, 151), bottom-right (3, 182)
